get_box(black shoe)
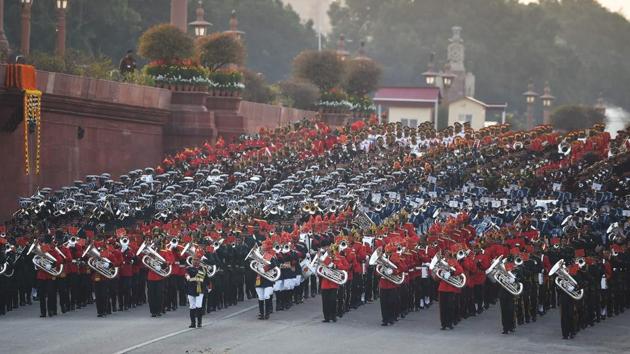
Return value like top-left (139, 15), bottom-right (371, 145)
top-left (447, 325), bottom-right (454, 330)
top-left (332, 318), bottom-right (337, 322)
top-left (441, 326), bottom-right (446, 330)
top-left (382, 322), bottom-right (389, 326)
top-left (502, 330), bottom-right (509, 334)
top-left (189, 323), bottom-right (196, 328)
top-left (323, 319), bottom-right (330, 323)
top-left (151, 314), bottom-right (157, 317)
top-left (40, 314), bottom-right (46, 318)
top-left (97, 314), bottom-right (104, 318)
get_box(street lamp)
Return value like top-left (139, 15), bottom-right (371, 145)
top-left (540, 81), bottom-right (555, 125)
top-left (188, 1), bottom-right (211, 38)
top-left (523, 80), bottom-right (539, 129)
top-left (422, 52), bottom-right (438, 86)
top-left (441, 64), bottom-right (455, 90)
top-left (20, 0), bottom-right (33, 56)
top-left (55, 0), bottom-right (69, 58)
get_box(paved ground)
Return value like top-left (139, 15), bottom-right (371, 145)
top-left (2, 295), bottom-right (630, 354)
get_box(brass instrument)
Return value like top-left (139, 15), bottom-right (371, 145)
top-left (549, 259), bottom-right (583, 300)
top-left (181, 242), bottom-right (217, 277)
top-left (27, 240), bottom-right (64, 277)
top-left (558, 140), bottom-right (572, 156)
top-left (244, 244), bottom-right (280, 282)
top-left (429, 252), bottom-right (466, 288)
top-left (309, 250), bottom-right (348, 285)
top-left (368, 248), bottom-right (404, 285)
top-left (82, 242), bottom-right (119, 279)
top-left (485, 255), bottom-right (523, 296)
top-left (136, 241), bottom-right (172, 277)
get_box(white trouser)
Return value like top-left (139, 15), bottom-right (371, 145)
top-left (256, 287), bottom-right (274, 300)
top-left (188, 294), bottom-right (204, 309)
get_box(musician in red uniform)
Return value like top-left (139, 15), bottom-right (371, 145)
top-left (64, 233), bottom-right (83, 311)
top-left (379, 244), bottom-right (403, 326)
top-left (145, 238), bottom-right (173, 317)
top-left (107, 238), bottom-right (123, 313)
top-left (35, 233), bottom-right (64, 317)
top-left (118, 236), bottom-right (135, 311)
top-left (319, 243), bottom-right (349, 323)
top-left (436, 246), bottom-right (464, 330)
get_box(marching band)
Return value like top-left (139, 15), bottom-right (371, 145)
top-left (0, 116), bottom-right (629, 341)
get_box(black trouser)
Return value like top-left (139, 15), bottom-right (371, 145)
top-left (67, 273), bottom-right (80, 309)
top-left (109, 278), bottom-right (118, 312)
top-left (57, 277), bottom-right (70, 312)
top-left (474, 284), bottom-right (484, 312)
top-left (559, 292), bottom-right (575, 338)
top-left (399, 284), bottom-right (409, 316)
top-left (303, 274), bottom-right (318, 297)
top-left (94, 280), bottom-right (108, 316)
top-left (0, 276), bottom-right (8, 314)
top-left (176, 275), bottom-right (187, 306)
top-left (17, 268), bottom-right (33, 305)
top-left (147, 280), bottom-right (163, 315)
top-left (245, 269), bottom-right (257, 299)
top-left (234, 269), bottom-right (245, 302)
top-left (38, 279), bottom-right (57, 316)
top-left (439, 291), bottom-right (455, 328)
top-left (499, 288), bottom-right (515, 332)
top-left (419, 277), bottom-right (431, 305)
top-left (80, 273), bottom-right (92, 305)
top-left (118, 276), bottom-right (132, 310)
top-left (137, 270), bottom-right (148, 304)
top-left (484, 281), bottom-right (497, 307)
top-left (381, 288), bottom-right (398, 324)
top-left (351, 274), bottom-right (362, 307)
top-left (336, 285), bottom-right (345, 316)
top-left (321, 288), bottom-right (337, 321)
top-left (165, 276), bottom-right (178, 310)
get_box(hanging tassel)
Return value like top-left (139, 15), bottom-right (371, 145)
top-left (23, 91), bottom-right (30, 175)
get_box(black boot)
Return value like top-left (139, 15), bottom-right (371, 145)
top-left (266, 298), bottom-right (273, 317)
top-left (196, 308), bottom-right (202, 328)
top-left (189, 309), bottom-right (196, 328)
top-left (258, 300), bottom-right (265, 319)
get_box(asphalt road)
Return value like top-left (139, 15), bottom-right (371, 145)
top-left (2, 294), bottom-right (630, 354)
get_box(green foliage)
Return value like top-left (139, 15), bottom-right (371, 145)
top-left (196, 32), bottom-right (246, 71)
top-left (242, 70), bottom-right (276, 104)
top-left (209, 70), bottom-right (245, 91)
top-left (27, 49), bottom-right (115, 80)
top-left (342, 58), bottom-right (382, 97)
top-left (349, 96), bottom-right (376, 114)
top-left (550, 105), bottom-right (605, 132)
top-left (329, 0), bottom-right (630, 112)
top-left (318, 88), bottom-right (352, 112)
top-left (119, 70), bottom-right (156, 87)
top-left (292, 50), bottom-right (344, 92)
top-left (143, 64), bottom-right (210, 87)
top-left (277, 79), bottom-right (320, 110)
top-left (138, 24), bottom-right (194, 62)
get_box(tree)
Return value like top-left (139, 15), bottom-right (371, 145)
top-left (343, 58), bottom-right (382, 97)
top-left (138, 24), bottom-right (193, 62)
top-left (196, 32), bottom-right (246, 71)
top-left (550, 105), bottom-right (605, 132)
top-left (292, 50), bottom-right (344, 92)
top-left (242, 70), bottom-right (275, 104)
top-left (277, 79), bottom-right (320, 110)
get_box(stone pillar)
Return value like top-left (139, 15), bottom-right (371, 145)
top-left (20, 2), bottom-right (32, 56)
top-left (56, 8), bottom-right (67, 58)
top-left (170, 0), bottom-right (188, 33)
top-left (0, 0), bottom-right (10, 60)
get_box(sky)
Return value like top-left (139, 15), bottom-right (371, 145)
top-left (284, 0), bottom-right (629, 33)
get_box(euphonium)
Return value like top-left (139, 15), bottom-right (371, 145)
top-left (429, 253), bottom-right (466, 288)
top-left (244, 244), bottom-right (280, 282)
top-left (136, 241), bottom-right (172, 277)
top-left (181, 242), bottom-right (217, 277)
top-left (485, 255), bottom-right (523, 296)
top-left (27, 240), bottom-right (64, 277)
top-left (82, 242), bottom-right (119, 279)
top-left (368, 248), bottom-right (404, 285)
top-left (309, 250), bottom-right (348, 285)
top-left (549, 259), bottom-right (583, 300)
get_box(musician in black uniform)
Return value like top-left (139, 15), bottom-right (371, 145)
top-left (185, 256), bottom-right (206, 328)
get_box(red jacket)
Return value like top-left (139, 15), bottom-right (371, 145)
top-left (379, 254), bottom-right (403, 290)
top-left (36, 244), bottom-right (65, 280)
top-left (320, 254), bottom-right (349, 290)
top-left (119, 246), bottom-right (135, 277)
top-left (437, 259), bottom-right (464, 293)
top-left (147, 249), bottom-right (174, 281)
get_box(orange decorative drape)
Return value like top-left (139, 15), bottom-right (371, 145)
top-left (4, 64), bottom-right (37, 90)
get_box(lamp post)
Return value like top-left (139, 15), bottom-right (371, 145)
top-left (523, 80), bottom-right (539, 130)
top-left (20, 0), bottom-right (33, 56)
top-left (55, 0), bottom-right (68, 58)
top-left (439, 64), bottom-right (455, 130)
top-left (188, 1), bottom-right (211, 38)
top-left (0, 0), bottom-right (10, 60)
top-left (540, 81), bottom-right (555, 125)
top-left (422, 52), bottom-right (438, 86)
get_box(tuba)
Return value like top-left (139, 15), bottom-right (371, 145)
top-left (429, 252), bottom-right (466, 288)
top-left (549, 259), bottom-right (583, 300)
top-left (368, 248), bottom-right (404, 285)
top-left (82, 242), bottom-right (119, 279)
top-left (27, 240), bottom-right (64, 277)
top-left (244, 244), bottom-right (280, 282)
top-left (136, 241), bottom-right (172, 277)
top-left (485, 255), bottom-right (523, 296)
top-left (309, 250), bottom-right (348, 285)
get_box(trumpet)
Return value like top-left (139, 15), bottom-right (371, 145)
top-left (82, 242), bottom-right (119, 279)
top-left (549, 259), bottom-right (583, 300)
top-left (429, 252), bottom-right (466, 288)
top-left (27, 240), bottom-right (64, 277)
top-left (309, 250), bottom-right (348, 285)
top-left (136, 241), bottom-right (172, 277)
top-left (368, 248), bottom-right (404, 285)
top-left (244, 244), bottom-right (280, 282)
top-left (485, 255), bottom-right (523, 296)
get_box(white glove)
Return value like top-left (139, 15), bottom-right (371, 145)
top-left (443, 271), bottom-right (451, 280)
top-left (385, 268), bottom-right (393, 275)
top-left (508, 277), bottom-right (515, 284)
top-left (45, 263), bottom-right (52, 270)
top-left (155, 265), bottom-right (162, 271)
top-left (103, 262), bottom-right (110, 269)
top-left (567, 285), bottom-right (575, 292)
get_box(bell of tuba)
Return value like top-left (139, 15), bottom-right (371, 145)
top-left (82, 242), bottom-right (119, 279)
top-left (136, 241), bottom-right (172, 277)
top-left (558, 140), bottom-right (572, 156)
top-left (27, 240), bottom-right (64, 277)
top-left (309, 250), bottom-right (348, 285)
top-left (244, 244), bottom-right (280, 282)
top-left (485, 255), bottom-right (523, 296)
top-left (429, 252), bottom-right (466, 288)
top-left (368, 248), bottom-right (405, 285)
top-left (549, 259), bottom-right (583, 300)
